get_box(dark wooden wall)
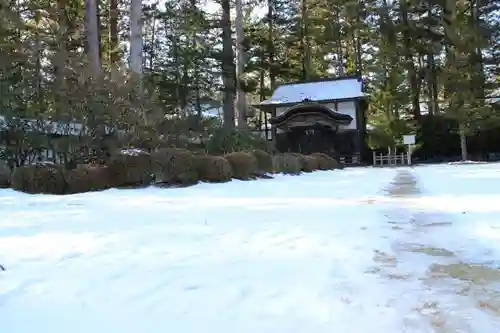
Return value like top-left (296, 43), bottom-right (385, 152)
top-left (275, 126), bottom-right (359, 158)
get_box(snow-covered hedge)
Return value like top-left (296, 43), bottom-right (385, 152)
top-left (11, 163), bottom-right (67, 194)
top-left (66, 164), bottom-right (110, 194)
top-left (272, 153), bottom-right (303, 175)
top-left (310, 152), bottom-right (344, 170)
top-left (224, 152), bottom-right (259, 180)
top-left (294, 153), bottom-right (319, 173)
top-left (107, 148), bottom-right (153, 188)
top-left (151, 148), bottom-right (198, 186)
top-left (196, 155), bottom-right (233, 183)
top-left (249, 149), bottom-right (273, 175)
top-left (0, 164), bottom-right (11, 188)
top-left (4, 148), bottom-right (344, 195)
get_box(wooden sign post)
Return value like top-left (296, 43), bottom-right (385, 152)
top-left (403, 135), bottom-right (416, 165)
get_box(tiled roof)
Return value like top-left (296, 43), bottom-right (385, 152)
top-left (487, 88), bottom-right (500, 104)
top-left (259, 78), bottom-right (364, 106)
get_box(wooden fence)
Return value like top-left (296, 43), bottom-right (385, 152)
top-left (339, 154), bottom-right (361, 166)
top-left (373, 151), bottom-right (409, 166)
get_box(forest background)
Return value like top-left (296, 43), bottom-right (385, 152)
top-left (0, 0), bottom-right (499, 165)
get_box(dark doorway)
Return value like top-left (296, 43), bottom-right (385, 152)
top-left (270, 101), bottom-right (354, 158)
top-left (276, 125), bottom-right (337, 156)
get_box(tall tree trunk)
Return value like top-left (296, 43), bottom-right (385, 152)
top-left (53, 0), bottom-right (70, 162)
top-left (380, 0), bottom-right (398, 119)
top-left (84, 0), bottom-right (102, 141)
top-left (301, 0), bottom-right (312, 80)
top-left (443, 0), bottom-right (469, 160)
top-left (267, 0), bottom-right (276, 91)
top-left (235, 0), bottom-right (247, 130)
top-left (399, 0), bottom-right (421, 121)
top-left (149, 12), bottom-right (156, 69)
top-left (469, 0), bottom-right (485, 100)
top-left (426, 4), bottom-right (439, 115)
top-left (96, 0), bottom-right (102, 59)
top-left (109, 0), bottom-right (119, 65)
top-left (55, 0), bottom-right (69, 114)
top-left (426, 52), bottom-right (439, 115)
top-left (459, 123), bottom-right (468, 161)
top-left (85, 0), bottom-right (102, 76)
top-left (221, 0), bottom-right (235, 130)
top-left (129, 0), bottom-right (143, 76)
top-left (181, 61), bottom-right (189, 115)
top-left (189, 0), bottom-right (202, 128)
top-left (259, 63), bottom-right (269, 139)
top-left (426, 4), bottom-right (439, 118)
top-left (334, 5), bottom-right (344, 76)
top-left (129, 0), bottom-right (146, 130)
top-left (443, 0), bottom-right (457, 102)
top-left (167, 17), bottom-right (182, 114)
top-left (354, 2), bottom-right (363, 75)
top-left (34, 10), bottom-right (43, 113)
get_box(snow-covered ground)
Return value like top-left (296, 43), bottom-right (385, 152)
top-left (1, 164), bottom-right (500, 332)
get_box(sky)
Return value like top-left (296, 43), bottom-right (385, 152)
top-left (200, 0), bottom-right (267, 18)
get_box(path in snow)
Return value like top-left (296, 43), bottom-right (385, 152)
top-left (1, 164), bottom-right (500, 332)
top-left (372, 167), bottom-right (500, 332)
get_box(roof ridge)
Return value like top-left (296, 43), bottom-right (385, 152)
top-left (277, 75), bottom-right (361, 87)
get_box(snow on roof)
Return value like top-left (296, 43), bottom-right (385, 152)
top-left (489, 97), bottom-right (500, 104)
top-left (202, 106), bottom-right (223, 118)
top-left (259, 78), bottom-right (364, 106)
top-left (0, 115), bottom-right (113, 136)
top-left (487, 88), bottom-right (500, 104)
top-left (120, 148), bottom-right (149, 156)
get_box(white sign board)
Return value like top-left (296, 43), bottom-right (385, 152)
top-left (403, 135), bottom-right (415, 145)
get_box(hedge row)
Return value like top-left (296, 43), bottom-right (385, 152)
top-left (6, 148), bottom-right (343, 195)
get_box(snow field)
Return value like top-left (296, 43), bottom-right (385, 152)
top-left (1, 164), bottom-right (500, 332)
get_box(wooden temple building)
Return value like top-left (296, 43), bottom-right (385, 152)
top-left (254, 75), bottom-right (368, 165)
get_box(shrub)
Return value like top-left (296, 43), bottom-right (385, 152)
top-left (292, 154), bottom-right (319, 172)
top-left (107, 148), bottom-right (153, 188)
top-left (151, 148), bottom-right (198, 186)
top-left (204, 129), bottom-right (275, 155)
top-left (224, 152), bottom-right (259, 180)
top-left (196, 155), bottom-right (233, 183)
top-left (304, 155), bottom-right (320, 171)
top-left (0, 164), bottom-right (11, 188)
top-left (289, 153), bottom-right (309, 173)
top-left (272, 153), bottom-right (302, 174)
top-left (249, 149), bottom-right (273, 175)
top-left (310, 153), bottom-right (343, 170)
top-left (335, 159), bottom-right (345, 170)
top-left (11, 162), bottom-right (67, 194)
top-left (66, 164), bottom-right (110, 194)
